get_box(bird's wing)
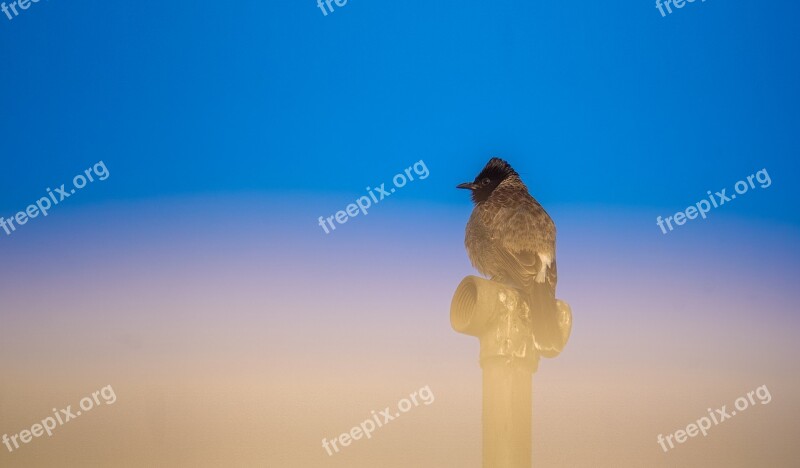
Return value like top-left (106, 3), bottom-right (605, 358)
top-left (486, 200), bottom-right (556, 293)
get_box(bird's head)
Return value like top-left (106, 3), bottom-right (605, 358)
top-left (457, 157), bottom-right (518, 203)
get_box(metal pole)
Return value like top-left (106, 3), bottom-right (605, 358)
top-left (451, 275), bottom-right (571, 468)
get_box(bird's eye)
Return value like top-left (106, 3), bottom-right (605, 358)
top-left (481, 178), bottom-right (491, 186)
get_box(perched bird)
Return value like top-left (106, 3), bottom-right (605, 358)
top-left (457, 157), bottom-right (562, 354)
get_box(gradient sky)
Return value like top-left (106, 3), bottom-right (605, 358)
top-left (1, 1), bottom-right (799, 467)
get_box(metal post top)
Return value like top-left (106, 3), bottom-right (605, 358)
top-left (450, 275), bottom-right (572, 364)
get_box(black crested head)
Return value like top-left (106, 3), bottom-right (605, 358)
top-left (457, 157), bottom-right (519, 204)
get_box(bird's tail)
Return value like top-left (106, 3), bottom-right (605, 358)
top-left (523, 282), bottom-right (564, 357)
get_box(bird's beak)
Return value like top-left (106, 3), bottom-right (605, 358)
top-left (457, 182), bottom-right (477, 190)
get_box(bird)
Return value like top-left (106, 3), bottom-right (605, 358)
top-left (457, 157), bottom-right (562, 355)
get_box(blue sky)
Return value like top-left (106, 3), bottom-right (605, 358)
top-left (1, 0), bottom-right (798, 225)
